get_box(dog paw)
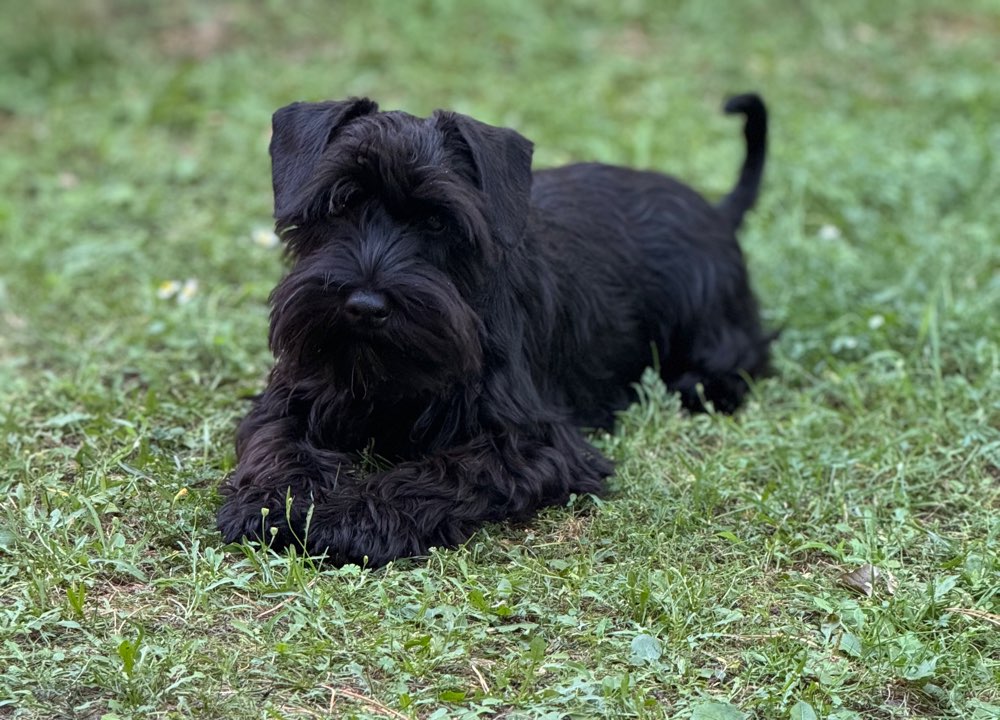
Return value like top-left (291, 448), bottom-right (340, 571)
top-left (216, 492), bottom-right (303, 551)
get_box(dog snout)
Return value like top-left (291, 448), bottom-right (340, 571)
top-left (344, 289), bottom-right (391, 327)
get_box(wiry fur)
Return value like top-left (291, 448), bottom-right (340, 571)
top-left (217, 94), bottom-right (773, 567)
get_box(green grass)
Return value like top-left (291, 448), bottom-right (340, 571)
top-left (1, 1), bottom-right (998, 718)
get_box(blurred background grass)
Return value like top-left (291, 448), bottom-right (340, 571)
top-left (2, 0), bottom-right (998, 367)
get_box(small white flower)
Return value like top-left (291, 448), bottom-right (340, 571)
top-left (868, 314), bottom-right (885, 330)
top-left (818, 224), bottom-right (842, 241)
top-left (157, 280), bottom-right (181, 300)
top-left (252, 227), bottom-right (280, 248)
top-left (832, 335), bottom-right (859, 352)
top-left (178, 278), bottom-right (199, 304)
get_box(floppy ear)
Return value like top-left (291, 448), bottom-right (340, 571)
top-left (269, 97), bottom-right (379, 221)
top-left (435, 111), bottom-right (534, 247)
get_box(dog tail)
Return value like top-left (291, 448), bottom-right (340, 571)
top-left (717, 93), bottom-right (767, 231)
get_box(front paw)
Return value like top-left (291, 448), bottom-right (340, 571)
top-left (218, 447), bottom-right (359, 550)
top-left (217, 488), bottom-right (309, 551)
top-left (217, 489), bottom-right (417, 568)
top-left (299, 496), bottom-right (407, 567)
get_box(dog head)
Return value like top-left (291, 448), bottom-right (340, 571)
top-left (265, 97), bottom-right (534, 395)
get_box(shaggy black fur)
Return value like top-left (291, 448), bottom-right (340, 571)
top-left (217, 94), bottom-right (773, 566)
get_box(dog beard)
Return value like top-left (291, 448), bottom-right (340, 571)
top-left (267, 259), bottom-right (484, 396)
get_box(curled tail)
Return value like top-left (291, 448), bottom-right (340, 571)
top-left (717, 93), bottom-right (767, 231)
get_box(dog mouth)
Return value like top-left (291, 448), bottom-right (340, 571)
top-left (270, 269), bottom-right (484, 391)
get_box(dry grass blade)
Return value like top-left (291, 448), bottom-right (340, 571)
top-left (324, 686), bottom-right (410, 720)
top-left (945, 607), bottom-right (1000, 628)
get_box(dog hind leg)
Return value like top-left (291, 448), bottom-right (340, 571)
top-left (664, 318), bottom-right (771, 414)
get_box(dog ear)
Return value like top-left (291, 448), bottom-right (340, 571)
top-left (270, 98), bottom-right (379, 221)
top-left (436, 112), bottom-right (534, 247)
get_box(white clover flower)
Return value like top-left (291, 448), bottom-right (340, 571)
top-left (868, 314), bottom-right (885, 330)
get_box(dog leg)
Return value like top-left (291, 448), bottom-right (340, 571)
top-left (667, 319), bottom-right (772, 414)
top-left (303, 425), bottom-right (613, 567)
top-left (217, 411), bottom-right (360, 551)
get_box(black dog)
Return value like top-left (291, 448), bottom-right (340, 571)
top-left (218, 94), bottom-right (772, 566)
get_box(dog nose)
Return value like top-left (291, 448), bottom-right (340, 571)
top-left (344, 290), bottom-right (390, 327)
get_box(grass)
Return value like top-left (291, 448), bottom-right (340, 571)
top-left (1, 0), bottom-right (998, 718)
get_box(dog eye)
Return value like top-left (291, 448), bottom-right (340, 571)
top-left (328, 192), bottom-right (353, 217)
top-left (426, 214), bottom-right (444, 232)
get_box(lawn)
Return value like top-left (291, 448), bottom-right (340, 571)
top-left (1, 1), bottom-right (998, 718)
